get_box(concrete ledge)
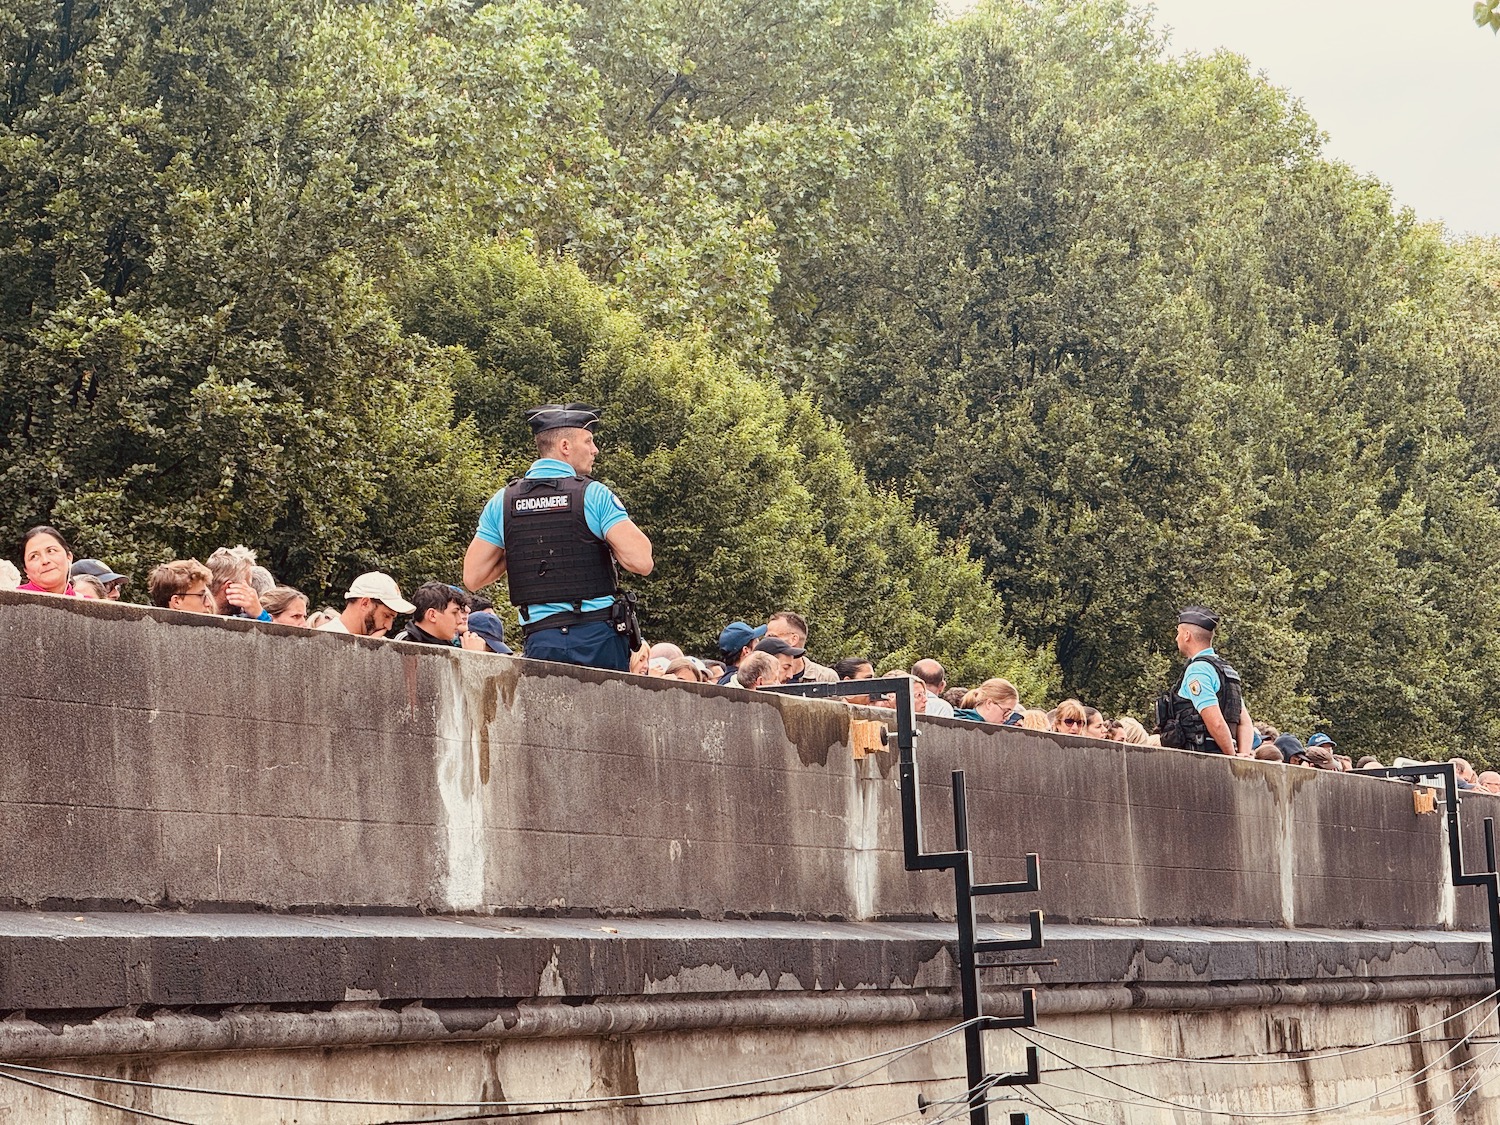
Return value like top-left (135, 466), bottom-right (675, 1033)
top-left (0, 913), bottom-right (1489, 1012)
top-left (2, 590), bottom-right (1491, 931)
top-left (0, 977), bottom-right (1491, 1061)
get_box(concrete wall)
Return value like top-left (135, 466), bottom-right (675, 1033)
top-left (4, 592), bottom-right (1500, 1122)
top-left (0, 590), bottom-right (1487, 930)
top-left (2, 1000), bottom-right (1495, 1124)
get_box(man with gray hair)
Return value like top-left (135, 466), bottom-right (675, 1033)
top-left (912, 659), bottom-right (955, 718)
top-left (734, 650), bottom-right (782, 690)
top-left (206, 545), bottom-right (268, 620)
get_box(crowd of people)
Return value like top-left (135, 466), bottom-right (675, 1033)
top-left (1, 527), bottom-right (519, 656)
top-left (2, 399), bottom-right (1490, 786)
top-left (6, 520), bottom-right (1466, 780)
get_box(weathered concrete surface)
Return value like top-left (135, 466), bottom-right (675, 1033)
top-left (0, 999), bottom-right (1494, 1123)
top-left (3, 593), bottom-right (1500, 1122)
top-left (0, 914), bottom-right (1489, 1013)
top-left (0, 590), bottom-right (1490, 930)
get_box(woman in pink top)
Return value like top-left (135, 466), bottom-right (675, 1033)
top-left (17, 526), bottom-right (78, 596)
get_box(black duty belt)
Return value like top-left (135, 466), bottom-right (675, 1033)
top-left (520, 605), bottom-right (614, 638)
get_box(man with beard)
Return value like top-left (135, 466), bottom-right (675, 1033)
top-left (316, 571), bottom-right (415, 638)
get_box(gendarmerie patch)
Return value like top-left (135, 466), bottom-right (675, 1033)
top-left (512, 494), bottom-right (572, 514)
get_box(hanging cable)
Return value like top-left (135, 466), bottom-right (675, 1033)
top-left (897, 1075), bottom-right (1006, 1125)
top-left (363, 1022), bottom-right (984, 1125)
top-left (1380, 1038), bottom-right (1500, 1125)
top-left (1023, 987), bottom-right (1500, 1068)
top-left (856, 1079), bottom-right (972, 1125)
top-left (713, 1033), bottom-right (987, 1125)
top-left (1024, 1087), bottom-right (1118, 1125)
top-left (0, 1016), bottom-right (982, 1115)
top-left (1025, 1037), bottom-right (1500, 1125)
top-left (0, 1068), bottom-right (201, 1125)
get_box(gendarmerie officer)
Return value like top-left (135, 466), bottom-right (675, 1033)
top-left (1158, 606), bottom-right (1253, 756)
top-left (462, 403), bottom-right (653, 671)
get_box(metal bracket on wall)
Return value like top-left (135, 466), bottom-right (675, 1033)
top-left (1361, 761), bottom-right (1500, 997)
top-left (764, 676), bottom-right (1042, 1124)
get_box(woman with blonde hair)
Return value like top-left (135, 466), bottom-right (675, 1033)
top-left (1107, 716), bottom-right (1149, 745)
top-left (954, 678), bottom-right (1023, 725)
top-left (1020, 709), bottom-right (1050, 730)
top-left (1053, 698), bottom-right (1088, 735)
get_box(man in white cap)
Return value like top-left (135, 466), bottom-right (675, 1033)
top-left (316, 571), bottom-right (415, 637)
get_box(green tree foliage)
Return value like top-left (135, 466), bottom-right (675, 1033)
top-left (0, 0), bottom-right (597, 595)
top-left (563, 0), bottom-right (942, 360)
top-left (400, 243), bottom-right (1056, 692)
top-left (8, 0), bottom-right (1500, 756)
top-left (758, 0), bottom-right (1500, 755)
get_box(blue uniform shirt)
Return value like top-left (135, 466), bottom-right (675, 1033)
top-left (474, 458), bottom-right (630, 625)
top-left (1178, 646), bottom-right (1222, 714)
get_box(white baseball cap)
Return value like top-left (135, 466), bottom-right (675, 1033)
top-left (344, 571), bottom-right (415, 613)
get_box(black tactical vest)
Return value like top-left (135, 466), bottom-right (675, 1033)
top-left (500, 475), bottom-right (618, 615)
top-left (1157, 652), bottom-right (1244, 755)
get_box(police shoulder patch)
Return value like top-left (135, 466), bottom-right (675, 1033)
top-left (1189, 681), bottom-right (1201, 696)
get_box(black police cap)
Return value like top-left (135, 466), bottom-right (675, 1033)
top-left (525, 402), bottom-right (601, 436)
top-left (1177, 606), bottom-right (1220, 631)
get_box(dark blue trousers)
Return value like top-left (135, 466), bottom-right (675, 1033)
top-left (522, 619), bottom-right (630, 671)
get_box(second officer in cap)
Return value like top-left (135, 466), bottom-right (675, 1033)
top-left (463, 404), bottom-right (653, 671)
top-left (1156, 606), bottom-right (1253, 756)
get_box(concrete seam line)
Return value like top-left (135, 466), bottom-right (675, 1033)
top-left (0, 977), bottom-right (1491, 1061)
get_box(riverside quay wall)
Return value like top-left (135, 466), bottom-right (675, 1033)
top-left (1, 589), bottom-right (1499, 1123)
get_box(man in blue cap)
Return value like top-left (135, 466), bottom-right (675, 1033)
top-left (716, 620), bottom-right (767, 685)
top-left (463, 403), bottom-right (653, 671)
top-left (1156, 606), bottom-right (1253, 756)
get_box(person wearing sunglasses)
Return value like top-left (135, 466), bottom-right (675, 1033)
top-left (1053, 698), bottom-right (1090, 735)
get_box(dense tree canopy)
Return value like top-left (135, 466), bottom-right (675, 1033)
top-left (4, 0), bottom-right (1500, 758)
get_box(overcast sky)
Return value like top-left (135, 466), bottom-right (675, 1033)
top-left (1137, 1), bottom-right (1499, 238)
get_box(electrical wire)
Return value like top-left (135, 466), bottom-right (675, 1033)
top-left (907, 1076), bottom-right (1006, 1125)
top-left (857, 1082), bottom-right (966, 1125)
top-left (1020, 1014), bottom-right (1488, 1125)
top-left (715, 1035), bottom-right (986, 1125)
top-left (1381, 1038), bottom-right (1500, 1125)
top-left (1013, 1035), bottom-right (1500, 1125)
top-left (1019, 1006), bottom-right (1497, 1122)
top-left (0, 1067), bottom-right (201, 1125)
top-left (363, 1025), bottom-right (983, 1125)
top-left (0, 1016), bottom-right (982, 1115)
top-left (1423, 1043), bottom-right (1497, 1123)
top-left (1024, 1086), bottom-right (1119, 1125)
top-left (1023, 988), bottom-right (1500, 1069)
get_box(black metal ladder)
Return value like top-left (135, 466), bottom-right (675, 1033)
top-left (765, 676), bottom-right (1043, 1124)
